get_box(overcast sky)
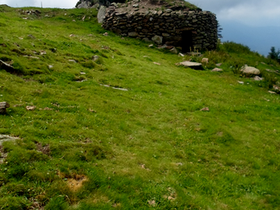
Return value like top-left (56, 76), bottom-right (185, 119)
top-left (1, 0), bottom-right (280, 27)
top-left (1, 0), bottom-right (279, 54)
top-left (188, 0), bottom-right (280, 27)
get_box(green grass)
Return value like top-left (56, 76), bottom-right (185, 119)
top-left (1, 5), bottom-right (280, 209)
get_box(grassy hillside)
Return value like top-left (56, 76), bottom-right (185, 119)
top-left (0, 5), bottom-right (280, 209)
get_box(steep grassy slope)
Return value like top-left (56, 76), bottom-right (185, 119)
top-left (0, 5), bottom-right (280, 209)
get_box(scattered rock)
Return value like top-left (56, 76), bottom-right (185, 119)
top-left (29, 56), bottom-right (39, 59)
top-left (273, 85), bottom-right (280, 93)
top-left (0, 60), bottom-right (15, 73)
top-left (241, 65), bottom-right (260, 76)
top-left (128, 32), bottom-right (138, 37)
top-left (153, 62), bottom-right (161, 65)
top-left (179, 53), bottom-right (184, 57)
top-left (112, 87), bottom-right (128, 91)
top-left (76, 0), bottom-right (91, 8)
top-left (103, 32), bottom-right (108, 36)
top-left (216, 63), bottom-right (222, 67)
top-left (92, 55), bottom-right (100, 62)
top-left (178, 61), bottom-right (203, 70)
top-left (148, 44), bottom-right (153, 48)
top-left (80, 72), bottom-right (86, 75)
top-left (268, 91), bottom-right (276, 94)
top-left (68, 59), bottom-right (77, 63)
top-left (133, 4), bottom-right (139, 8)
top-left (201, 58), bottom-right (208, 64)
top-left (211, 68), bottom-right (223, 72)
top-left (142, 38), bottom-right (152, 43)
top-left (148, 200), bottom-right (156, 207)
top-left (97, 5), bottom-right (107, 24)
top-left (88, 108), bottom-right (97, 113)
top-left (0, 134), bottom-right (19, 146)
top-left (48, 65), bottom-right (54, 69)
top-left (27, 34), bottom-right (36, 39)
top-left (152, 35), bottom-right (163, 45)
top-left (0, 102), bottom-right (10, 114)
top-left (39, 107), bottom-right (53, 111)
top-left (200, 107), bottom-right (209, 111)
top-left (254, 76), bottom-right (263, 81)
top-left (111, 2), bottom-right (118, 7)
top-left (238, 81), bottom-right (244, 84)
top-left (100, 84), bottom-right (128, 91)
top-left (168, 196), bottom-right (175, 201)
top-left (26, 106), bottom-right (36, 111)
top-left (170, 47), bottom-right (178, 54)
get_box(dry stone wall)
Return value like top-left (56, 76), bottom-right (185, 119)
top-left (102, 6), bottom-right (218, 52)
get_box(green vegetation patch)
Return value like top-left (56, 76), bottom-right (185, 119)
top-left (0, 6), bottom-right (280, 210)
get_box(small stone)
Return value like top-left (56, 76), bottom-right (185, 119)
top-left (254, 76), bottom-right (263, 81)
top-left (26, 106), bottom-right (36, 111)
top-left (148, 44), bottom-right (153, 48)
top-left (241, 65), bottom-right (260, 76)
top-left (0, 134), bottom-right (19, 146)
top-left (170, 47), bottom-right (178, 54)
top-left (179, 61), bottom-right (203, 70)
top-left (128, 32), bottom-right (138, 37)
top-left (201, 58), bottom-right (208, 64)
top-left (142, 38), bottom-right (152, 43)
top-left (0, 102), bottom-right (10, 114)
top-left (168, 196), bottom-right (175, 201)
top-left (268, 91), bottom-right (276, 94)
top-left (211, 68), bottom-right (223, 72)
top-left (103, 32), bottom-right (108, 36)
top-left (148, 200), bottom-right (156, 207)
top-left (152, 35), bottom-right (163, 45)
top-left (68, 59), bottom-right (77, 63)
top-left (27, 34), bottom-right (36, 39)
top-left (112, 87), bottom-right (128, 91)
top-left (93, 55), bottom-right (100, 62)
top-left (216, 63), bottom-right (222, 66)
top-left (273, 85), bottom-right (280, 91)
top-left (200, 107), bottom-right (209, 111)
top-left (153, 62), bottom-right (161, 65)
top-left (80, 72), bottom-right (86, 75)
top-left (133, 4), bottom-right (139, 8)
top-left (162, 33), bottom-right (170, 37)
top-left (238, 81), bottom-right (244, 84)
top-left (97, 5), bottom-right (107, 24)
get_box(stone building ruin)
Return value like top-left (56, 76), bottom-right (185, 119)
top-left (102, 3), bottom-right (218, 52)
top-left (76, 0), bottom-right (218, 52)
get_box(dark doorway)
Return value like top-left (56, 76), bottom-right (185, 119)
top-left (182, 31), bottom-right (193, 53)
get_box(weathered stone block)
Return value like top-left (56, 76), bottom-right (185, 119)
top-left (152, 35), bottom-right (163, 45)
top-left (128, 32), bottom-right (138, 37)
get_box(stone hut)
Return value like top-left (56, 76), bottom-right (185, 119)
top-left (101, 1), bottom-right (218, 52)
